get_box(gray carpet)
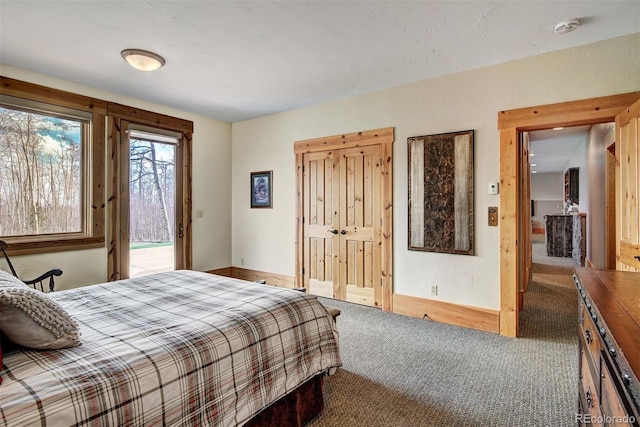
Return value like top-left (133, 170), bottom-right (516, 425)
top-left (309, 259), bottom-right (579, 426)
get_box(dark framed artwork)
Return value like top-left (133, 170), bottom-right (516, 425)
top-left (408, 130), bottom-right (474, 255)
top-left (251, 170), bottom-right (272, 208)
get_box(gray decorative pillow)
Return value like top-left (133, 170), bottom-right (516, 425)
top-left (0, 277), bottom-right (81, 349)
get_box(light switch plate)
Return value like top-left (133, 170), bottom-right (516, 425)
top-left (488, 182), bottom-right (499, 195)
top-left (488, 206), bottom-right (498, 226)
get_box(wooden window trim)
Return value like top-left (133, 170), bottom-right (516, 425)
top-left (0, 77), bottom-right (106, 255)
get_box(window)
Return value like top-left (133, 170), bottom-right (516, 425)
top-left (0, 77), bottom-right (106, 254)
top-left (0, 99), bottom-right (88, 236)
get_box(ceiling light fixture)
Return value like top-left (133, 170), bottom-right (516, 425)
top-left (553, 127), bottom-right (565, 130)
top-left (554, 19), bottom-right (580, 34)
top-left (121, 49), bottom-right (165, 71)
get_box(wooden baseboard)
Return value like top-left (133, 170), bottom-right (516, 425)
top-left (209, 267), bottom-right (499, 333)
top-left (392, 293), bottom-right (500, 334)
top-left (586, 258), bottom-right (595, 269)
top-left (208, 267), bottom-right (295, 288)
top-left (532, 228), bottom-right (545, 235)
top-left (208, 267), bottom-right (233, 277)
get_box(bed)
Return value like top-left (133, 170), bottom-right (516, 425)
top-left (0, 269), bottom-right (341, 426)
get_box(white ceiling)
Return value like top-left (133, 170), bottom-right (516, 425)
top-left (0, 1), bottom-right (638, 123)
top-left (529, 126), bottom-right (591, 174)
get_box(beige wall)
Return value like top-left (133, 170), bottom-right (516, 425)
top-left (0, 65), bottom-right (233, 290)
top-left (1, 34), bottom-right (638, 302)
top-left (231, 34), bottom-right (640, 310)
top-left (586, 123), bottom-right (615, 268)
top-left (531, 172), bottom-right (564, 229)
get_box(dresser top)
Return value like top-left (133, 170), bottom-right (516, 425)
top-left (575, 267), bottom-right (640, 377)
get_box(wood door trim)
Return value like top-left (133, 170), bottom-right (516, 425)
top-left (498, 92), bottom-right (640, 131)
top-left (616, 98), bottom-right (640, 127)
top-left (498, 92), bottom-right (640, 337)
top-left (605, 146), bottom-right (617, 269)
top-left (295, 127), bottom-right (394, 311)
top-left (107, 109), bottom-right (193, 281)
top-left (294, 127), bottom-right (394, 154)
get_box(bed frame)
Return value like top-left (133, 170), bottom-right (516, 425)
top-left (246, 375), bottom-right (325, 426)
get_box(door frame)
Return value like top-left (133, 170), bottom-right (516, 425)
top-left (498, 92), bottom-right (640, 337)
top-left (294, 127), bottom-right (394, 311)
top-left (107, 103), bottom-right (193, 281)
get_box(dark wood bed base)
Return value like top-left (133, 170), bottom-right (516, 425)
top-left (245, 374), bottom-right (325, 427)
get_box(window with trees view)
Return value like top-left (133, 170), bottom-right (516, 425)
top-left (0, 77), bottom-right (106, 253)
top-left (129, 138), bottom-right (176, 243)
top-left (0, 105), bottom-right (85, 236)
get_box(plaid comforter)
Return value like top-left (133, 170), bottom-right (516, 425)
top-left (0, 270), bottom-right (341, 426)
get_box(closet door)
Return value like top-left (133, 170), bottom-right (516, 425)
top-left (303, 150), bottom-right (339, 298)
top-left (303, 146), bottom-right (382, 307)
top-left (338, 146), bottom-right (381, 306)
top-left (296, 127), bottom-right (393, 311)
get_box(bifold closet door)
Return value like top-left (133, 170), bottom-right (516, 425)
top-left (338, 146), bottom-right (382, 307)
top-left (302, 146), bottom-right (382, 307)
top-left (303, 150), bottom-right (339, 299)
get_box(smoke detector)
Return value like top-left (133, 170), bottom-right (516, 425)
top-left (554, 19), bottom-right (580, 34)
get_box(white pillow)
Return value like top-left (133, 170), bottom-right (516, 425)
top-left (0, 272), bottom-right (81, 349)
top-left (0, 269), bottom-right (29, 289)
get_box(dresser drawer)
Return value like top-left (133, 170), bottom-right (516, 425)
top-left (580, 303), bottom-right (602, 379)
top-left (601, 357), bottom-right (635, 426)
top-left (580, 347), bottom-right (604, 426)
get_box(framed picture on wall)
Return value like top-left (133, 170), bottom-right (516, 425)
top-left (250, 170), bottom-right (273, 208)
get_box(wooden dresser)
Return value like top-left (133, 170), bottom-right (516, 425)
top-left (573, 268), bottom-right (639, 426)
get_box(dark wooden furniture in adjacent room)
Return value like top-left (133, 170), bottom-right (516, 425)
top-left (546, 215), bottom-right (573, 257)
top-left (572, 214), bottom-right (587, 267)
top-left (545, 214), bottom-right (587, 266)
top-left (565, 167), bottom-right (580, 205)
top-left (573, 268), bottom-right (639, 426)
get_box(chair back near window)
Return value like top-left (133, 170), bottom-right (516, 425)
top-left (0, 240), bottom-right (61, 292)
top-left (0, 240), bottom-right (19, 278)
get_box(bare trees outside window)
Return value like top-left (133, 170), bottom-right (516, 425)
top-left (129, 139), bottom-right (175, 243)
top-left (0, 106), bottom-right (84, 237)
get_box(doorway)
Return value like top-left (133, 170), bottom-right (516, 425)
top-left (106, 104), bottom-right (193, 282)
top-left (120, 123), bottom-right (184, 279)
top-left (529, 124), bottom-right (614, 269)
top-left (498, 92), bottom-right (640, 337)
top-left (127, 129), bottom-right (178, 277)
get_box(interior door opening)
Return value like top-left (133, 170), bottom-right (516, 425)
top-left (498, 92), bottom-right (639, 337)
top-left (127, 127), bottom-right (179, 278)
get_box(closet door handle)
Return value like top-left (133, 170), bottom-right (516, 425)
top-left (340, 230), bottom-right (347, 235)
top-left (329, 229), bottom-right (338, 235)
